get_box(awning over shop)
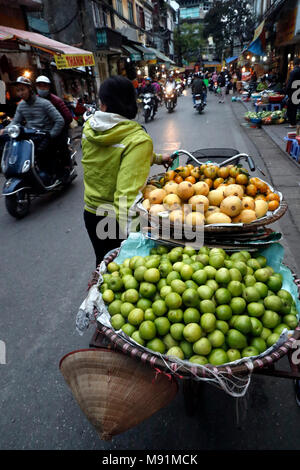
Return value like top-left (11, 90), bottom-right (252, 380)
top-left (225, 56), bottom-right (238, 64)
top-left (151, 48), bottom-right (175, 64)
top-left (0, 25), bottom-right (95, 69)
top-left (169, 65), bottom-right (185, 72)
top-left (203, 61), bottom-right (221, 67)
top-left (132, 44), bottom-right (157, 61)
top-left (122, 45), bottom-right (142, 61)
top-left (245, 20), bottom-right (265, 56)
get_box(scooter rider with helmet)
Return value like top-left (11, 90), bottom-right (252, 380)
top-left (35, 75), bottom-right (73, 173)
top-left (142, 77), bottom-right (158, 113)
top-left (165, 75), bottom-right (177, 105)
top-left (3, 76), bottom-right (64, 176)
top-left (191, 72), bottom-right (207, 106)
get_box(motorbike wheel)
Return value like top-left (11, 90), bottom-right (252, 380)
top-left (5, 190), bottom-right (30, 219)
top-left (144, 110), bottom-right (150, 123)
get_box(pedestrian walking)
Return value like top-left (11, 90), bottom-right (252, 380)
top-left (285, 57), bottom-right (300, 128)
top-left (217, 71), bottom-right (226, 103)
top-left (81, 76), bottom-right (172, 267)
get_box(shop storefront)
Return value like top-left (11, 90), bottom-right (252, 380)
top-left (0, 25), bottom-right (96, 114)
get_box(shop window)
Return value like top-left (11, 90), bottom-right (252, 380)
top-left (97, 30), bottom-right (107, 45)
top-left (128, 0), bottom-right (134, 22)
top-left (136, 5), bottom-right (145, 29)
top-left (92, 1), bottom-right (104, 27)
top-left (116, 0), bottom-right (123, 16)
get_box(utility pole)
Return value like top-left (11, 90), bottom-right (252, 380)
top-left (177, 8), bottom-right (183, 67)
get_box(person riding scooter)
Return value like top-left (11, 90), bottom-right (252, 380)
top-left (141, 77), bottom-right (158, 113)
top-left (2, 76), bottom-right (64, 176)
top-left (35, 75), bottom-right (73, 173)
top-left (191, 73), bottom-right (207, 106)
top-left (165, 76), bottom-right (177, 105)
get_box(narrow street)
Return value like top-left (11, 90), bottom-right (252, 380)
top-left (1, 88), bottom-right (300, 451)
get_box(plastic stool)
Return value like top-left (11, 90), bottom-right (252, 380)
top-left (290, 140), bottom-right (300, 161)
top-left (284, 137), bottom-right (293, 154)
top-left (269, 103), bottom-right (282, 112)
top-left (255, 104), bottom-right (269, 113)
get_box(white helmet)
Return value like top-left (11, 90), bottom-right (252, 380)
top-left (36, 75), bottom-right (51, 84)
top-left (14, 76), bottom-right (33, 86)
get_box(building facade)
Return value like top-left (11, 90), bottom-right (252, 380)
top-left (246, 0), bottom-right (300, 82)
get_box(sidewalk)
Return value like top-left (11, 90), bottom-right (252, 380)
top-left (231, 97), bottom-right (300, 273)
top-left (240, 98), bottom-right (299, 166)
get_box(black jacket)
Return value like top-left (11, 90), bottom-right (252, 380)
top-left (142, 84), bottom-right (155, 95)
top-left (217, 73), bottom-right (226, 87)
top-left (286, 66), bottom-right (300, 97)
top-left (192, 78), bottom-right (206, 94)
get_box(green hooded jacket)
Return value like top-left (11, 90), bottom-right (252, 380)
top-left (81, 111), bottom-right (163, 228)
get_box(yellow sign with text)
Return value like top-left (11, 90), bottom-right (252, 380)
top-left (54, 54), bottom-right (95, 69)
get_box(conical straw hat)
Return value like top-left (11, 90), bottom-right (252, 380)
top-left (59, 348), bottom-right (178, 440)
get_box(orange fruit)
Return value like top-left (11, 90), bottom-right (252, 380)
top-left (177, 166), bottom-right (191, 178)
top-left (174, 175), bottom-right (183, 184)
top-left (226, 177), bottom-right (236, 185)
top-left (204, 165), bottom-right (218, 180)
top-left (235, 173), bottom-right (249, 186)
top-left (190, 167), bottom-right (201, 179)
top-left (255, 194), bottom-right (266, 201)
top-left (246, 184), bottom-right (257, 197)
top-left (213, 177), bottom-right (225, 189)
top-left (229, 166), bottom-right (240, 178)
top-left (266, 192), bottom-right (280, 202)
top-left (204, 178), bottom-right (213, 189)
top-left (218, 167), bottom-right (230, 179)
top-left (200, 164), bottom-right (207, 174)
top-left (268, 200), bottom-right (280, 211)
top-left (255, 179), bottom-right (269, 194)
top-left (249, 177), bottom-right (260, 186)
top-left (185, 176), bottom-right (196, 184)
top-left (164, 170), bottom-right (176, 182)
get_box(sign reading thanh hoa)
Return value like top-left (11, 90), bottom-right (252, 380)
top-left (54, 53), bottom-right (95, 69)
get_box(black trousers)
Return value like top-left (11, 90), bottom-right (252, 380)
top-left (84, 210), bottom-right (124, 268)
top-left (287, 100), bottom-right (298, 126)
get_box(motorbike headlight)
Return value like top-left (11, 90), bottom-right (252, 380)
top-left (7, 125), bottom-right (20, 139)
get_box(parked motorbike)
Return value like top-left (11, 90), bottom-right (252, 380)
top-left (141, 93), bottom-right (156, 123)
top-left (1, 125), bottom-right (77, 218)
top-left (164, 86), bottom-right (177, 113)
top-left (193, 93), bottom-right (205, 114)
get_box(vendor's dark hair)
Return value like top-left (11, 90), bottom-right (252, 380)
top-left (99, 76), bottom-right (137, 119)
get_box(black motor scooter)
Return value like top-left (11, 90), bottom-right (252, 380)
top-left (1, 124), bottom-right (77, 218)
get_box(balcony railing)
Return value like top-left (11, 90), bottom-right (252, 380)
top-left (96, 27), bottom-right (123, 50)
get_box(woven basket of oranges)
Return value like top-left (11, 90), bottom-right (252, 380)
top-left (137, 162), bottom-right (287, 236)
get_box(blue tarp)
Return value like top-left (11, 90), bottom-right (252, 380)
top-left (247, 37), bottom-right (265, 56)
top-left (225, 56), bottom-right (238, 64)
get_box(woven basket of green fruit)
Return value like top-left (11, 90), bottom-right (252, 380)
top-left (79, 238), bottom-right (300, 394)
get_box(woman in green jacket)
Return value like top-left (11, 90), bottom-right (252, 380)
top-left (82, 76), bottom-right (170, 267)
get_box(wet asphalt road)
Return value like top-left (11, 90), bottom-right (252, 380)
top-left (1, 88), bottom-right (300, 452)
